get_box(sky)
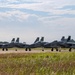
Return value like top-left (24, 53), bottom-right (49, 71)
top-left (0, 0), bottom-right (75, 43)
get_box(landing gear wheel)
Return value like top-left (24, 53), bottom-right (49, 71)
top-left (2, 48), bottom-right (4, 51)
top-left (56, 48), bottom-right (58, 51)
top-left (69, 48), bottom-right (71, 52)
top-left (42, 49), bottom-right (44, 51)
top-left (15, 49), bottom-right (17, 51)
top-left (25, 48), bottom-right (27, 51)
top-left (6, 48), bottom-right (8, 51)
top-left (29, 48), bottom-right (31, 51)
top-left (51, 48), bottom-right (53, 51)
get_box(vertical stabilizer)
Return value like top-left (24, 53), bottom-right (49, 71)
top-left (34, 37), bottom-right (39, 43)
top-left (11, 38), bottom-right (15, 43)
top-left (40, 37), bottom-right (44, 42)
top-left (61, 36), bottom-right (65, 41)
top-left (16, 37), bottom-right (19, 43)
top-left (67, 36), bottom-right (71, 42)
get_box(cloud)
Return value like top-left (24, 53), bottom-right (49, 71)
top-left (0, 10), bottom-right (32, 21)
top-left (0, 0), bottom-right (75, 20)
top-left (59, 5), bottom-right (75, 10)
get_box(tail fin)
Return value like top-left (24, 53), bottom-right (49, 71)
top-left (11, 38), bottom-right (15, 43)
top-left (16, 37), bottom-right (19, 43)
top-left (34, 37), bottom-right (39, 43)
top-left (67, 36), bottom-right (71, 42)
top-left (40, 37), bottom-right (44, 42)
top-left (61, 36), bottom-right (65, 41)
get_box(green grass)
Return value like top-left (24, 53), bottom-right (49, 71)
top-left (0, 52), bottom-right (75, 75)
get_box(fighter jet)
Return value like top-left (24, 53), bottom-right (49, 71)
top-left (43, 36), bottom-right (72, 51)
top-left (26, 37), bottom-right (47, 51)
top-left (2, 38), bottom-right (15, 51)
top-left (25, 37), bottom-right (40, 51)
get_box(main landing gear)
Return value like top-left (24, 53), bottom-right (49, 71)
top-left (51, 48), bottom-right (60, 52)
top-left (2, 48), bottom-right (8, 51)
top-left (51, 48), bottom-right (54, 51)
top-left (69, 48), bottom-right (72, 52)
top-left (25, 48), bottom-right (31, 51)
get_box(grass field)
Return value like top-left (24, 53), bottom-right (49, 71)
top-left (0, 52), bottom-right (75, 75)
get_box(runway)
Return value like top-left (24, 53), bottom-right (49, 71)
top-left (0, 49), bottom-right (75, 54)
top-left (0, 50), bottom-right (51, 54)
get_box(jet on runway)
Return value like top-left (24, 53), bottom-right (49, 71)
top-left (26, 37), bottom-right (50, 51)
top-left (43, 36), bottom-right (72, 51)
top-left (1, 38), bottom-right (15, 51)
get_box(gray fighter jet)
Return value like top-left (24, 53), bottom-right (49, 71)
top-left (26, 37), bottom-right (47, 51)
top-left (2, 38), bottom-right (15, 51)
top-left (43, 36), bottom-right (72, 51)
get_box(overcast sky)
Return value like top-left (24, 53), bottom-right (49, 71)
top-left (0, 0), bottom-right (75, 43)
